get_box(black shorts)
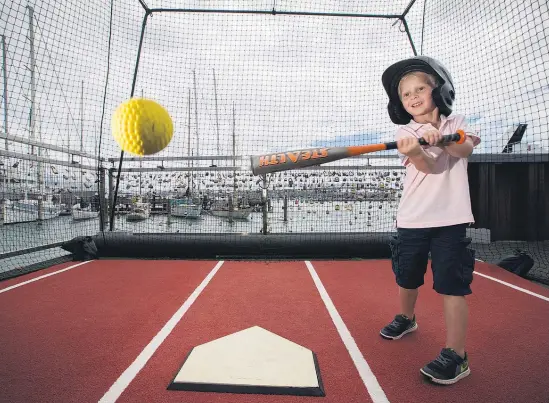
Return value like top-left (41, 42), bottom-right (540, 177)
top-left (389, 224), bottom-right (475, 296)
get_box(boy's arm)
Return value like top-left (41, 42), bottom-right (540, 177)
top-left (395, 127), bottom-right (438, 174)
top-left (444, 115), bottom-right (480, 158)
top-left (445, 136), bottom-right (474, 158)
top-left (407, 148), bottom-right (437, 174)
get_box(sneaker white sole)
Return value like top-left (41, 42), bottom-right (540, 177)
top-left (379, 322), bottom-right (418, 340)
top-left (420, 367), bottom-right (471, 385)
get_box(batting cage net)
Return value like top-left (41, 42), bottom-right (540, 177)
top-left (1, 0), bottom-right (548, 284)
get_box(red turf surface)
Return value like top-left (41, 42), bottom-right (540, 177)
top-left (0, 260), bottom-right (217, 403)
top-left (116, 260), bottom-right (371, 403)
top-left (0, 260), bottom-right (82, 289)
top-left (313, 260), bottom-right (549, 403)
top-left (0, 259), bottom-right (548, 403)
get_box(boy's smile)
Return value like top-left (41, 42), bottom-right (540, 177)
top-left (398, 72), bottom-right (439, 123)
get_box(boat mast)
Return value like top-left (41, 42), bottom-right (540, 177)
top-left (213, 68), bottom-right (220, 165)
top-left (232, 103), bottom-right (236, 196)
top-left (187, 88), bottom-right (193, 195)
top-left (1, 35), bottom-right (8, 151)
top-left (27, 6), bottom-right (45, 216)
top-left (27, 6), bottom-right (36, 155)
top-left (1, 35), bottom-right (9, 205)
top-left (192, 70), bottom-right (199, 194)
top-left (67, 113), bottom-right (70, 163)
top-left (80, 81), bottom-right (83, 153)
top-left (80, 80), bottom-right (84, 200)
top-left (139, 89), bottom-right (143, 196)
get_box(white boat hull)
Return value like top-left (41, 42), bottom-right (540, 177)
top-left (210, 208), bottom-right (252, 220)
top-left (3, 207), bottom-right (38, 224)
top-left (72, 209), bottom-right (98, 221)
top-left (171, 198), bottom-right (202, 218)
top-left (126, 203), bottom-right (151, 221)
top-left (3, 200), bottom-right (59, 223)
top-left (126, 213), bottom-right (148, 221)
top-left (172, 204), bottom-right (202, 218)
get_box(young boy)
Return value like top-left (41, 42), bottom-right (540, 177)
top-left (379, 56), bottom-right (480, 385)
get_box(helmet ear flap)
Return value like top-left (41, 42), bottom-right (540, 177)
top-left (388, 102), bottom-right (412, 125)
top-left (431, 86), bottom-right (454, 117)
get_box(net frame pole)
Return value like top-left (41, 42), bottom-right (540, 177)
top-left (109, 10), bottom-right (152, 231)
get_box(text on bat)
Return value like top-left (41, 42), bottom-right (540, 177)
top-left (258, 148), bottom-right (329, 167)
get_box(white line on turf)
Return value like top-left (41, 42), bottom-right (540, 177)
top-left (474, 271), bottom-right (549, 302)
top-left (305, 261), bottom-right (390, 403)
top-left (0, 261), bottom-right (92, 294)
top-left (98, 260), bottom-right (224, 403)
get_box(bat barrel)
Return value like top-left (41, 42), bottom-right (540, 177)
top-left (251, 147), bottom-right (349, 176)
top-left (249, 130), bottom-right (466, 175)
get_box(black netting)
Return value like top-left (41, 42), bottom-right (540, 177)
top-left (1, 0), bottom-right (548, 284)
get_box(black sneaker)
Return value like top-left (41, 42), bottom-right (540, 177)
top-left (380, 314), bottom-right (418, 340)
top-left (420, 348), bottom-right (471, 385)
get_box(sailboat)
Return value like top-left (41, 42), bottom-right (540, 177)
top-left (71, 81), bottom-right (98, 221)
top-left (126, 200), bottom-right (151, 221)
top-left (171, 190), bottom-right (202, 218)
top-left (3, 8), bottom-right (61, 224)
top-left (171, 87), bottom-right (202, 218)
top-left (72, 201), bottom-right (98, 221)
top-left (210, 104), bottom-right (252, 220)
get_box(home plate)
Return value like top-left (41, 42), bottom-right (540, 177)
top-left (167, 326), bottom-right (325, 396)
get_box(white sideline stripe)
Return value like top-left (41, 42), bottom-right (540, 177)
top-left (0, 261), bottom-right (92, 294)
top-left (305, 261), bottom-right (389, 403)
top-left (98, 260), bottom-right (224, 403)
top-left (474, 271), bottom-right (549, 302)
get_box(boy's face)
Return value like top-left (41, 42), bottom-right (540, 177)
top-left (398, 72), bottom-right (437, 118)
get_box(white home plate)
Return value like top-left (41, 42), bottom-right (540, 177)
top-left (167, 326), bottom-right (324, 396)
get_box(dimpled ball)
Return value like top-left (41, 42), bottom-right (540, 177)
top-left (111, 98), bottom-right (173, 156)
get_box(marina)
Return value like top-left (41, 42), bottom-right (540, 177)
top-left (1, 2), bottom-right (549, 403)
top-left (0, 0), bottom-right (545, 287)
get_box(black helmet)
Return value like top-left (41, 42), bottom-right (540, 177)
top-left (381, 56), bottom-right (455, 124)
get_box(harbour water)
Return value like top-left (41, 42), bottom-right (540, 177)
top-left (0, 199), bottom-right (398, 272)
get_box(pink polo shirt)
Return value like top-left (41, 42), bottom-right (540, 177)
top-left (395, 114), bottom-right (481, 228)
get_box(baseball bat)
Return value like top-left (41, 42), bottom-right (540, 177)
top-left (250, 129), bottom-right (466, 176)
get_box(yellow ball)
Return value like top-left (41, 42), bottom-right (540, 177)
top-left (111, 98), bottom-right (173, 156)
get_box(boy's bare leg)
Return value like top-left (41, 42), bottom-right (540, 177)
top-left (443, 295), bottom-right (468, 358)
top-left (399, 287), bottom-right (418, 319)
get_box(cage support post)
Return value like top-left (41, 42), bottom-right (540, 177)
top-left (0, 198), bottom-right (4, 226)
top-left (2, 35), bottom-right (8, 151)
top-left (98, 168), bottom-right (107, 231)
top-left (109, 10), bottom-right (151, 231)
top-left (166, 198), bottom-right (172, 225)
top-left (261, 174), bottom-right (268, 234)
top-left (108, 168), bottom-right (115, 227)
top-left (283, 194), bottom-right (288, 222)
